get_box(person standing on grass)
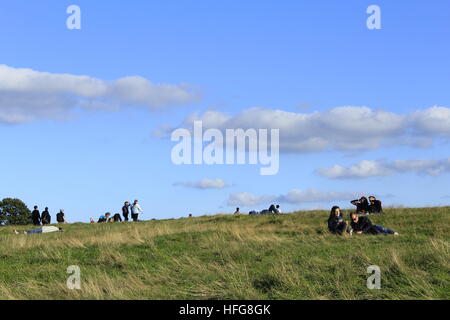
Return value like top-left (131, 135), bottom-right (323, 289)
top-left (41, 207), bottom-right (51, 225)
top-left (122, 201), bottom-right (130, 221)
top-left (31, 206), bottom-right (41, 226)
top-left (131, 200), bottom-right (143, 222)
top-left (328, 206), bottom-right (352, 235)
top-left (349, 212), bottom-right (398, 236)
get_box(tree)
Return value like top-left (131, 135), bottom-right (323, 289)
top-left (0, 198), bottom-right (32, 226)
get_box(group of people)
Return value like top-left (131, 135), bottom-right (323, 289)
top-left (92, 200), bottom-right (144, 224)
top-left (246, 204), bottom-right (281, 215)
top-left (31, 206), bottom-right (67, 226)
top-left (328, 205), bottom-right (398, 236)
top-left (350, 196), bottom-right (383, 215)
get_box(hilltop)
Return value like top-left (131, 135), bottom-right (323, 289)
top-left (0, 207), bottom-right (448, 300)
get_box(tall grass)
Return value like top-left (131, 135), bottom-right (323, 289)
top-left (0, 207), bottom-right (448, 300)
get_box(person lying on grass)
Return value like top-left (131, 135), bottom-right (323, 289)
top-left (328, 206), bottom-right (352, 235)
top-left (13, 226), bottom-right (63, 234)
top-left (349, 212), bottom-right (398, 236)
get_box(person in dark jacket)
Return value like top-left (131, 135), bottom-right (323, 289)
top-left (31, 206), bottom-right (41, 226)
top-left (268, 204), bottom-right (280, 214)
top-left (368, 196), bottom-right (383, 214)
top-left (56, 210), bottom-right (66, 224)
top-left (113, 213), bottom-right (122, 222)
top-left (122, 201), bottom-right (130, 221)
top-left (327, 206), bottom-right (351, 235)
top-left (41, 207), bottom-right (51, 225)
top-left (351, 197), bottom-right (370, 214)
top-left (349, 212), bottom-right (398, 235)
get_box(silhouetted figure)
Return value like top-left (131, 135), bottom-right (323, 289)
top-left (31, 206), bottom-right (41, 226)
top-left (56, 210), bottom-right (66, 224)
top-left (41, 207), bottom-right (51, 225)
top-left (122, 201), bottom-right (130, 221)
top-left (268, 204), bottom-right (280, 214)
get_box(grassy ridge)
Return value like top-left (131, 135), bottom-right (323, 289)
top-left (0, 207), bottom-right (448, 300)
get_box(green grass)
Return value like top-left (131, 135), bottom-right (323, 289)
top-left (0, 207), bottom-right (448, 300)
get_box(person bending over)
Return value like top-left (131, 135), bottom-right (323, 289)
top-left (268, 204), bottom-right (281, 214)
top-left (113, 213), bottom-right (122, 222)
top-left (328, 206), bottom-right (352, 235)
top-left (349, 212), bottom-right (398, 236)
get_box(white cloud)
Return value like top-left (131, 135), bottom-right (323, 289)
top-left (174, 178), bottom-right (229, 189)
top-left (317, 158), bottom-right (450, 179)
top-left (227, 192), bottom-right (276, 207)
top-left (0, 65), bottom-right (199, 123)
top-left (277, 189), bottom-right (362, 203)
top-left (411, 106), bottom-right (450, 136)
top-left (227, 189), bottom-right (363, 206)
top-left (160, 105), bottom-right (450, 153)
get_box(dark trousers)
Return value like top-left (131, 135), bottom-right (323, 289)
top-left (332, 222), bottom-right (349, 235)
top-left (123, 213), bottom-right (129, 221)
top-left (131, 213), bottom-right (138, 222)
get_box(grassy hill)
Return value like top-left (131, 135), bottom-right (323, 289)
top-left (0, 207), bottom-right (448, 300)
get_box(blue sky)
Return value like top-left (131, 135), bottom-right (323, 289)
top-left (0, 0), bottom-right (449, 222)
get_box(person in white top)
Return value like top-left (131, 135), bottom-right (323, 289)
top-left (131, 200), bottom-right (144, 222)
top-left (13, 226), bottom-right (63, 234)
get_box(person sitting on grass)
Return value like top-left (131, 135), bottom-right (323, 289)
top-left (328, 206), bottom-right (352, 235)
top-left (351, 197), bottom-right (370, 214)
top-left (234, 207), bottom-right (240, 215)
top-left (97, 212), bottom-right (111, 223)
top-left (368, 196), bottom-right (383, 214)
top-left (56, 209), bottom-right (66, 224)
top-left (13, 226), bottom-right (63, 234)
top-left (269, 204), bottom-right (281, 214)
top-left (349, 212), bottom-right (398, 236)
